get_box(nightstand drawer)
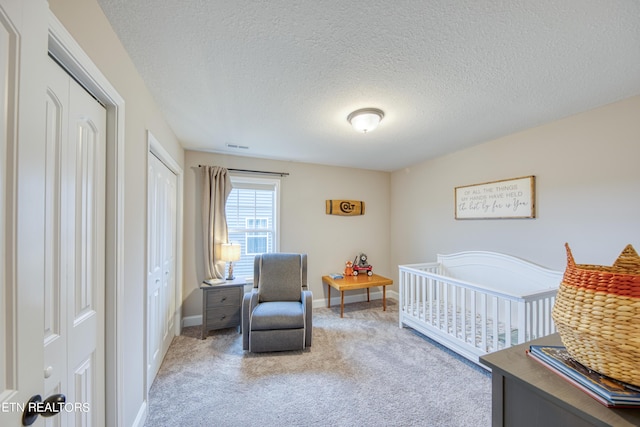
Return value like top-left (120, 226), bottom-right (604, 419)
top-left (206, 287), bottom-right (241, 306)
top-left (205, 305), bottom-right (241, 329)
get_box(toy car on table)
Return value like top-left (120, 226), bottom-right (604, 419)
top-left (352, 253), bottom-right (373, 276)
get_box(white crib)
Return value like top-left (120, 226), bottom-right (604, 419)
top-left (398, 251), bottom-right (562, 367)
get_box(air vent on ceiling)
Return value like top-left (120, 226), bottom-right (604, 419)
top-left (226, 144), bottom-right (249, 150)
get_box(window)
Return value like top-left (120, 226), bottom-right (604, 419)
top-left (245, 218), bottom-right (268, 254)
top-left (225, 176), bottom-right (279, 280)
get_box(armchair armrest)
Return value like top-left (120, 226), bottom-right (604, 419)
top-left (242, 290), bottom-right (259, 350)
top-left (302, 290), bottom-right (313, 347)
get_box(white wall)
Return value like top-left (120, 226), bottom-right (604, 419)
top-left (391, 95), bottom-right (640, 273)
top-left (183, 151), bottom-right (391, 318)
top-left (48, 1), bottom-right (184, 426)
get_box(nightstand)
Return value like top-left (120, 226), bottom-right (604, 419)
top-left (200, 278), bottom-right (246, 339)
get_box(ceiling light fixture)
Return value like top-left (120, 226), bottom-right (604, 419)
top-left (347, 108), bottom-right (384, 133)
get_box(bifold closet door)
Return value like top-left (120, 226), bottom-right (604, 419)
top-left (43, 55), bottom-right (107, 426)
top-left (147, 152), bottom-right (177, 390)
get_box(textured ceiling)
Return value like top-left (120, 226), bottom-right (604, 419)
top-left (97, 0), bottom-right (640, 171)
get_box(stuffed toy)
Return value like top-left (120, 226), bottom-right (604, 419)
top-left (356, 253), bottom-right (369, 267)
top-left (344, 260), bottom-right (354, 276)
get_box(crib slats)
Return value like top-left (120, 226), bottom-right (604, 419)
top-left (517, 301), bottom-right (526, 344)
top-left (421, 275), bottom-right (427, 322)
top-left (454, 286), bottom-right (459, 336)
top-left (470, 290), bottom-right (477, 350)
top-left (398, 263), bottom-right (559, 367)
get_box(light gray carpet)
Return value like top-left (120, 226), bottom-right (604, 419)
top-left (144, 300), bottom-right (491, 427)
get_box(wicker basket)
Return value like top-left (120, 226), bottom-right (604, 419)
top-left (552, 243), bottom-right (640, 387)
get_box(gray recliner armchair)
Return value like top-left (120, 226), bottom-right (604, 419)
top-left (242, 253), bottom-right (312, 352)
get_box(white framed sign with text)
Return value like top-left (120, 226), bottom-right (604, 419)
top-left (455, 176), bottom-right (535, 219)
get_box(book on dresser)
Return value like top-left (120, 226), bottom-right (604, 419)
top-left (527, 345), bottom-right (640, 408)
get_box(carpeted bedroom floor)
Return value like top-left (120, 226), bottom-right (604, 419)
top-left (144, 300), bottom-right (491, 427)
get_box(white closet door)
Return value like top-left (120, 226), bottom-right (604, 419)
top-left (147, 152), bottom-right (177, 390)
top-left (43, 56), bottom-right (106, 426)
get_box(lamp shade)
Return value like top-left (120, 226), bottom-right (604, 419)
top-left (347, 108), bottom-right (384, 133)
top-left (221, 243), bottom-right (241, 262)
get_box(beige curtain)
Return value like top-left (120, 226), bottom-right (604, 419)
top-left (201, 166), bottom-right (232, 280)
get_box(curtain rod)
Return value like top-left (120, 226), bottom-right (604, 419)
top-left (198, 165), bottom-right (289, 177)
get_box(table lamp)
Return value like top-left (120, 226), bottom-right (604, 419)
top-left (221, 243), bottom-right (241, 280)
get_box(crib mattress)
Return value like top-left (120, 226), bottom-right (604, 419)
top-left (405, 301), bottom-right (518, 352)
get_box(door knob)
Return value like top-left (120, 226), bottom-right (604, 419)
top-left (22, 393), bottom-right (66, 426)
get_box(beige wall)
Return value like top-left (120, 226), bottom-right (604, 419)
top-left (183, 151), bottom-right (391, 318)
top-left (391, 95), bottom-right (640, 273)
top-left (48, 1), bottom-right (184, 426)
top-left (186, 96), bottom-right (640, 320)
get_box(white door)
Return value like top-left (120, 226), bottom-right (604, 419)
top-left (146, 152), bottom-right (177, 390)
top-left (42, 56), bottom-right (106, 426)
top-left (0, 0), bottom-right (48, 425)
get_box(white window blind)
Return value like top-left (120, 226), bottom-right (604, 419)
top-left (225, 176), bottom-right (279, 281)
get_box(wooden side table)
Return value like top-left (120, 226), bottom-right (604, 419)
top-left (322, 273), bottom-right (393, 317)
top-left (200, 278), bottom-right (245, 339)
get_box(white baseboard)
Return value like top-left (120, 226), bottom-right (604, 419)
top-left (131, 400), bottom-right (147, 427)
top-left (314, 289), bottom-right (398, 309)
top-left (182, 314), bottom-right (202, 328)
top-left (180, 290), bottom-right (399, 329)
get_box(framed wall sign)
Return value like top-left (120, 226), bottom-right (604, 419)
top-left (325, 199), bottom-right (365, 216)
top-left (455, 176), bottom-right (535, 219)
